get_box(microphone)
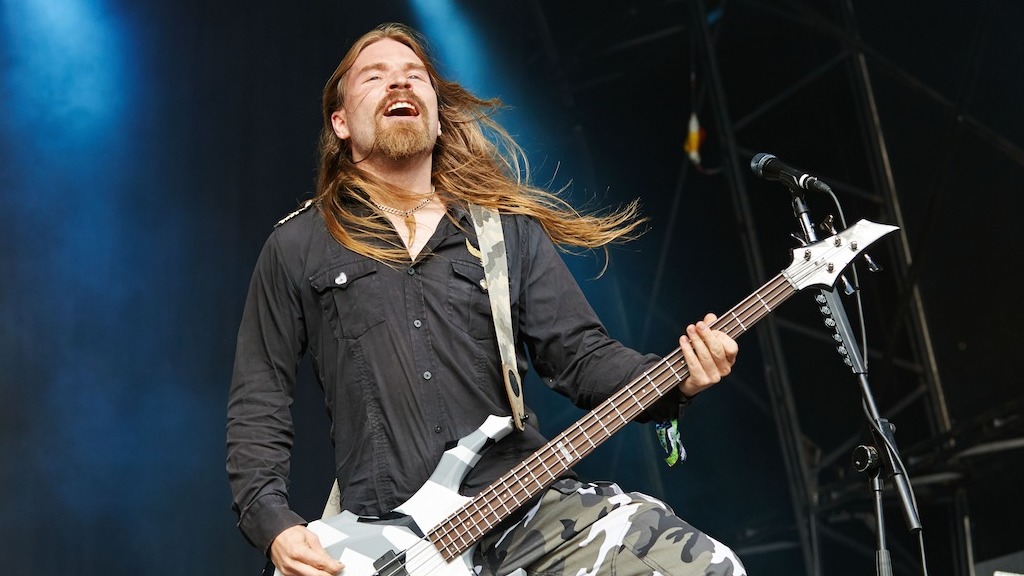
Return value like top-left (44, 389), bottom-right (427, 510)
top-left (750, 152), bottom-right (833, 194)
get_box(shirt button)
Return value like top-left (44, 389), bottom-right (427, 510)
top-left (422, 371), bottom-right (432, 380)
top-left (413, 319), bottom-right (422, 328)
top-left (434, 425), bottom-right (443, 433)
top-left (407, 267), bottom-right (416, 275)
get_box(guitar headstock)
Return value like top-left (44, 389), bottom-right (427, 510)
top-left (783, 219), bottom-right (899, 291)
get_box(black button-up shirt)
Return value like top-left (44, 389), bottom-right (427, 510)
top-left (226, 202), bottom-right (680, 552)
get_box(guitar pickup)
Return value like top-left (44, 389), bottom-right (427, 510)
top-left (373, 549), bottom-right (409, 576)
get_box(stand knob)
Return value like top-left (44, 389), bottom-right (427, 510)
top-left (853, 444), bottom-right (880, 474)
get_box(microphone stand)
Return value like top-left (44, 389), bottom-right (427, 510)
top-left (788, 189), bottom-right (922, 576)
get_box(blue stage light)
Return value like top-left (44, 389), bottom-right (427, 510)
top-left (406, 0), bottom-right (551, 189)
top-left (407, 0), bottom-right (493, 96)
top-left (2, 0), bottom-right (130, 138)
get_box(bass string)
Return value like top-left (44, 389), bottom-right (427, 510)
top-left (432, 272), bottom-right (798, 557)
top-left (360, 271), bottom-right (806, 572)
top-left (429, 273), bottom-right (798, 558)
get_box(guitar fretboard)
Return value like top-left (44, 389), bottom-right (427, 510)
top-left (429, 271), bottom-right (798, 560)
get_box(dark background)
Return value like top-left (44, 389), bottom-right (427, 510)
top-left (2, 1), bottom-right (1021, 575)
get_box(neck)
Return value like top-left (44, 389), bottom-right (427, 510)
top-left (360, 151), bottom-right (434, 201)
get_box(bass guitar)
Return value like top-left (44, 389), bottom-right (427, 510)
top-left (270, 219), bottom-right (898, 576)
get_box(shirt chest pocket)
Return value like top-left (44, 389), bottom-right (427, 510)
top-left (310, 261), bottom-right (385, 340)
top-left (447, 260), bottom-right (495, 340)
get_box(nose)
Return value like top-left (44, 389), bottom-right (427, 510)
top-left (388, 72), bottom-right (411, 90)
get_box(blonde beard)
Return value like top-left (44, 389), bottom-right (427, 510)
top-left (376, 121), bottom-right (433, 160)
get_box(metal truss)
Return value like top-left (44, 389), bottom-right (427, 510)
top-left (684, 0), bottom-right (1024, 574)
top-left (525, 0), bottom-right (1024, 573)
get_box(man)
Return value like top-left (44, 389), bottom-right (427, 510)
top-left (227, 22), bottom-right (745, 576)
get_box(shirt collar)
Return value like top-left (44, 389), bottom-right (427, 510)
top-left (447, 201), bottom-right (474, 226)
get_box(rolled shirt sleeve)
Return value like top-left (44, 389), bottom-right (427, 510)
top-left (515, 218), bottom-right (683, 422)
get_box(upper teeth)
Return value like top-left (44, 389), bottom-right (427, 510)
top-left (387, 102), bottom-right (415, 113)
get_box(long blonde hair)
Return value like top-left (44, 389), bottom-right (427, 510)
top-left (314, 22), bottom-right (646, 266)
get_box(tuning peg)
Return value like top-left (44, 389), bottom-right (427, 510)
top-left (840, 275), bottom-right (855, 296)
top-left (819, 215), bottom-right (838, 235)
top-left (863, 253), bottom-right (881, 272)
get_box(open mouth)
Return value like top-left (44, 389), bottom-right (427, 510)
top-left (383, 101), bottom-right (419, 117)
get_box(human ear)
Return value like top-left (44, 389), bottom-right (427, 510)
top-left (331, 110), bottom-right (350, 140)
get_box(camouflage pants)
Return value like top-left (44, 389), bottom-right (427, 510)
top-left (474, 479), bottom-right (745, 576)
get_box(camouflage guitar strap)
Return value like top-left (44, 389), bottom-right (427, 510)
top-left (468, 204), bottom-right (527, 431)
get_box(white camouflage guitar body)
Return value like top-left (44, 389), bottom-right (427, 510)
top-left (269, 219), bottom-right (899, 576)
top-left (293, 416), bottom-right (514, 576)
